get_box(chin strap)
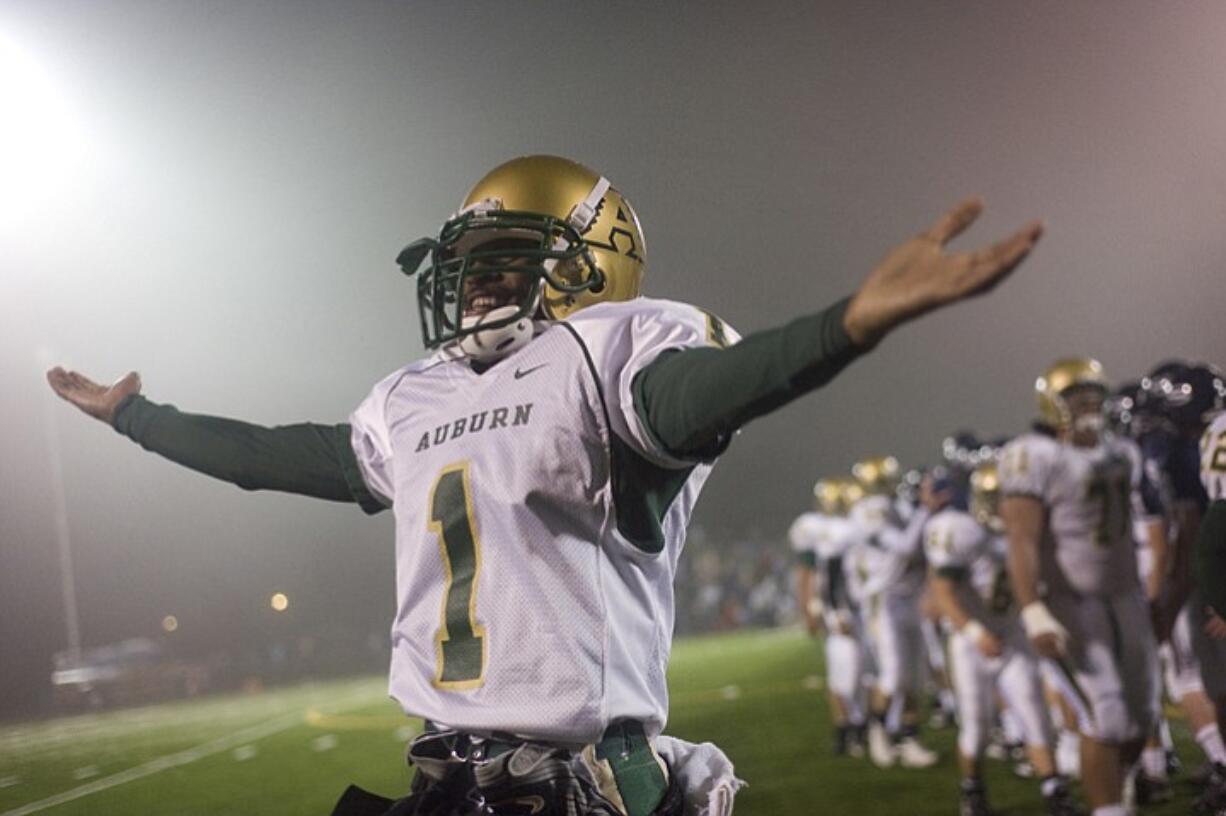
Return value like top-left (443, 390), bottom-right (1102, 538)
top-left (543, 176), bottom-right (611, 274)
top-left (567, 176), bottom-right (611, 233)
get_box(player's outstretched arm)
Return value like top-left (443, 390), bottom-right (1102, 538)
top-left (46, 367), bottom-right (384, 513)
top-left (842, 199), bottom-right (1043, 348)
top-left (633, 200), bottom-right (1042, 460)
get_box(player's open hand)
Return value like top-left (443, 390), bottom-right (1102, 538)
top-left (46, 367), bottom-right (142, 425)
top-left (843, 199), bottom-right (1043, 347)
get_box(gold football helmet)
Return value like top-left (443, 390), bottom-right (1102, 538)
top-left (1035, 358), bottom-right (1109, 428)
top-left (397, 155), bottom-right (646, 354)
top-left (969, 462), bottom-right (1003, 532)
top-left (813, 478), bottom-right (842, 515)
top-left (852, 456), bottom-right (900, 496)
top-left (813, 477), bottom-right (859, 515)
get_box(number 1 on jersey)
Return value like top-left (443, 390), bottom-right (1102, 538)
top-left (429, 463), bottom-right (486, 689)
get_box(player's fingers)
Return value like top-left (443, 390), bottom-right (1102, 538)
top-left (63, 371), bottom-right (94, 394)
top-left (961, 221), bottom-right (1044, 293)
top-left (68, 370), bottom-right (104, 391)
top-left (46, 367), bottom-right (72, 394)
top-left (923, 197), bottom-right (984, 245)
top-left (970, 221), bottom-right (1044, 272)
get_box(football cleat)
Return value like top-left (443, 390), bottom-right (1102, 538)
top-left (1133, 772), bottom-right (1173, 805)
top-left (927, 707), bottom-right (956, 731)
top-left (1041, 777), bottom-right (1084, 816)
top-left (1195, 763), bottom-right (1226, 814)
top-left (867, 722), bottom-right (896, 768)
top-left (832, 725), bottom-right (849, 757)
top-left (897, 736), bottom-right (938, 769)
top-left (959, 780), bottom-right (992, 816)
top-left (847, 726), bottom-right (867, 760)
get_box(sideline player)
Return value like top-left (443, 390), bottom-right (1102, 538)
top-left (47, 155), bottom-right (1041, 816)
top-left (1001, 359), bottom-right (1159, 816)
top-left (849, 456), bottom-right (939, 769)
top-left (1143, 362), bottom-right (1226, 813)
top-left (927, 461), bottom-right (1080, 816)
top-left (790, 476), bottom-right (866, 757)
top-left (1201, 395), bottom-right (1226, 630)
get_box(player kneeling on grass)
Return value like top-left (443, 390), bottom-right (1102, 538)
top-left (47, 154), bottom-right (1041, 816)
top-left (926, 463), bottom-right (1081, 816)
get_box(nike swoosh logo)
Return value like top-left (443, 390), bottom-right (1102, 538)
top-left (514, 364), bottom-right (549, 380)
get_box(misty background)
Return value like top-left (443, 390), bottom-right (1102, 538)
top-left (2, 0), bottom-right (1224, 718)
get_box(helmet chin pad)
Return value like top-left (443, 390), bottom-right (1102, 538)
top-left (457, 304), bottom-right (535, 362)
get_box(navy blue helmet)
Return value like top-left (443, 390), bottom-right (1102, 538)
top-left (1143, 361), bottom-right (1226, 431)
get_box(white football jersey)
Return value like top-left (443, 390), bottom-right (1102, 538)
top-left (999, 432), bottom-right (1143, 596)
top-left (843, 535), bottom-right (893, 603)
top-left (349, 297), bottom-right (739, 744)
top-left (843, 495), bottom-right (900, 600)
top-left (1202, 412), bottom-right (1226, 500)
top-left (788, 512), bottom-right (857, 564)
top-left (924, 507), bottom-right (1012, 629)
top-left (847, 494), bottom-right (926, 596)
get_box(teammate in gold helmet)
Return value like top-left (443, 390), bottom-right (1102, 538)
top-left (815, 476), bottom-right (859, 516)
top-left (1034, 358), bottom-right (1109, 437)
top-left (852, 455), bottom-right (901, 496)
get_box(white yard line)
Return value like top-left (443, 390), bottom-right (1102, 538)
top-left (0, 688), bottom-right (385, 816)
top-left (0, 710), bottom-right (302, 816)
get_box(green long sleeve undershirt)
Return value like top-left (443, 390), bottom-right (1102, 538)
top-left (111, 296), bottom-right (862, 510)
top-left (632, 297), bottom-right (859, 458)
top-left (1196, 499), bottom-right (1226, 618)
top-left (111, 399), bottom-right (385, 515)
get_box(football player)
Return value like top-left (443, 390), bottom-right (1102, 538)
top-left (901, 467), bottom-right (960, 731)
top-left (849, 456), bottom-right (939, 769)
top-left (1143, 362), bottom-right (1226, 813)
top-left (1201, 395), bottom-right (1226, 629)
top-left (927, 461), bottom-right (1080, 816)
top-left (790, 476), bottom-right (867, 757)
top-left (47, 155), bottom-right (1041, 816)
top-left (1105, 379), bottom-right (1181, 802)
top-left (1001, 359), bottom-right (1161, 816)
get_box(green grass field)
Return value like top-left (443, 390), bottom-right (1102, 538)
top-left (0, 628), bottom-right (1207, 815)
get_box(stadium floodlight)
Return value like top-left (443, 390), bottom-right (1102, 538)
top-left (271, 592), bottom-right (289, 612)
top-left (0, 30), bottom-right (91, 232)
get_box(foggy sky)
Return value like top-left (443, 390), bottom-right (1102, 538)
top-left (3, 0), bottom-right (1225, 715)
